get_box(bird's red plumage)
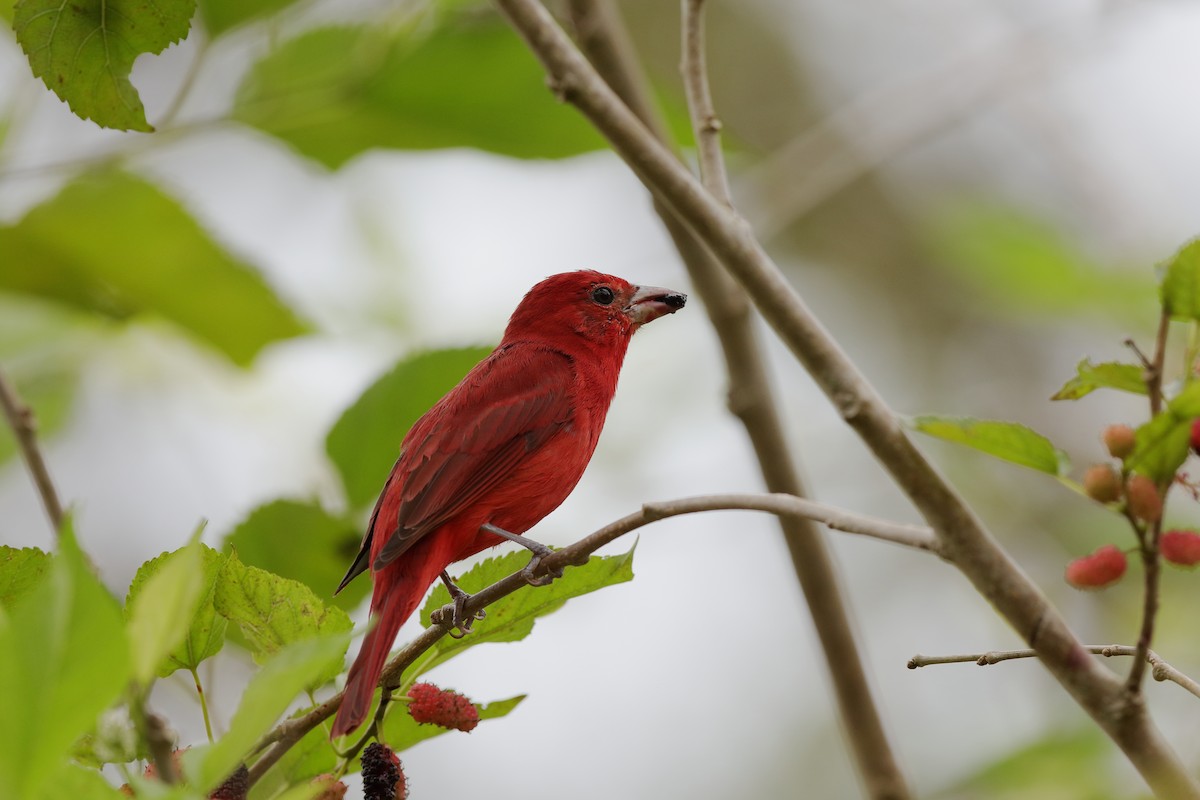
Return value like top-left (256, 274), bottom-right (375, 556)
top-left (331, 270), bottom-right (684, 737)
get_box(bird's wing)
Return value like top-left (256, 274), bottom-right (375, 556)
top-left (336, 346), bottom-right (577, 589)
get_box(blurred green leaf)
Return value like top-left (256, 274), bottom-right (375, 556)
top-left (33, 762), bottom-right (126, 800)
top-left (1126, 381), bottom-right (1200, 482)
top-left (0, 546), bottom-right (50, 610)
top-left (927, 204), bottom-right (1153, 321)
top-left (1160, 238), bottom-right (1200, 320)
top-left (1, 0), bottom-right (14, 24)
top-left (0, 521), bottom-right (129, 800)
top-left (224, 499), bottom-right (367, 612)
top-left (125, 542), bottom-right (226, 679)
top-left (1051, 359), bottom-right (1147, 401)
top-left (191, 631), bottom-right (352, 793)
top-left (410, 545), bottom-right (635, 677)
top-left (215, 552), bottom-right (351, 688)
top-left (380, 693), bottom-right (524, 753)
top-left (198, 0), bottom-right (303, 37)
top-left (908, 416), bottom-right (1069, 476)
top-left (12, 0), bottom-right (194, 131)
top-left (0, 171), bottom-right (309, 365)
top-left (935, 727), bottom-right (1120, 800)
top-left (327, 346), bottom-right (491, 508)
top-left (233, 17), bottom-right (608, 168)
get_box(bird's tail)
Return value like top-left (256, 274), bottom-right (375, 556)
top-left (330, 571), bottom-right (429, 738)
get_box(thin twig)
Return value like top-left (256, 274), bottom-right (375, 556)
top-left (567, 4), bottom-right (911, 798)
top-left (680, 0), bottom-right (732, 207)
top-left (489, 2), bottom-right (1199, 796)
top-left (1148, 309), bottom-right (1171, 416)
top-left (246, 492), bottom-right (937, 785)
top-left (908, 646), bottom-right (1200, 701)
top-left (0, 369), bottom-right (64, 535)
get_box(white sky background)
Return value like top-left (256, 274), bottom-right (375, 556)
top-left (3, 1), bottom-right (1200, 798)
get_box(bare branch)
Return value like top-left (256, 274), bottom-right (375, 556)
top-left (909, 645), bottom-right (1200, 702)
top-left (680, 0), bottom-right (731, 207)
top-left (489, 2), bottom-right (1199, 795)
top-left (248, 492), bottom-right (935, 784)
top-left (0, 368), bottom-right (64, 536)
top-left (566, 5), bottom-right (912, 795)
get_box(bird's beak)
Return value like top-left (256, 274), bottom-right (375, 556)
top-left (626, 284), bottom-right (687, 326)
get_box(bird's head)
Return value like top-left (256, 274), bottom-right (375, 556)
top-left (503, 270), bottom-right (687, 348)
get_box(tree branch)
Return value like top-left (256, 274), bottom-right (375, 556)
top-left (488, 2), bottom-right (1199, 796)
top-left (909, 645), bottom-right (1200, 702)
top-left (0, 368), bottom-right (64, 536)
top-left (247, 492), bottom-right (936, 784)
top-left (680, 0), bottom-right (731, 207)
top-left (565, 3), bottom-right (911, 797)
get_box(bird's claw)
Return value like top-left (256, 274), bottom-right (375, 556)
top-left (521, 554), bottom-right (564, 587)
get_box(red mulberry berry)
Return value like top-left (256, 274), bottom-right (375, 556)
top-left (1161, 529), bottom-right (1200, 567)
top-left (1103, 424), bottom-right (1136, 460)
top-left (1065, 545), bottom-right (1128, 589)
top-left (1191, 418), bottom-right (1200, 454)
top-left (1125, 475), bottom-right (1163, 524)
top-left (407, 682), bottom-right (479, 732)
top-left (1082, 464), bottom-right (1121, 503)
top-left (310, 774), bottom-right (349, 800)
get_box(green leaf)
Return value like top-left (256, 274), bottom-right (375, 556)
top-left (192, 631), bottom-right (352, 793)
top-left (12, 0), bottom-right (194, 131)
top-left (411, 546), bottom-right (635, 677)
top-left (233, 18), bottom-right (607, 168)
top-left (1160, 238), bottom-right (1200, 320)
top-left (0, 546), bottom-right (51, 610)
top-left (326, 346), bottom-right (491, 508)
top-left (0, 521), bottom-right (130, 800)
top-left (34, 762), bottom-right (127, 800)
top-left (379, 693), bottom-right (524, 754)
top-left (125, 538), bottom-right (206, 684)
top-left (908, 416), bottom-right (1069, 476)
top-left (925, 204), bottom-right (1153, 322)
top-left (935, 727), bottom-right (1118, 799)
top-left (214, 552), bottom-right (351, 688)
top-left (1, 0), bottom-right (14, 24)
top-left (224, 499), bottom-right (367, 611)
top-left (0, 171), bottom-right (309, 365)
top-left (198, 0), bottom-right (304, 37)
top-left (164, 545), bottom-right (228, 676)
top-left (1050, 359), bottom-right (1147, 401)
top-left (1125, 381), bottom-right (1200, 482)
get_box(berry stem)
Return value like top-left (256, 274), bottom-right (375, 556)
top-left (1126, 514), bottom-right (1163, 694)
top-left (190, 667), bottom-right (215, 744)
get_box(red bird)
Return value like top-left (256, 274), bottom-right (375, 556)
top-left (331, 270), bottom-right (686, 737)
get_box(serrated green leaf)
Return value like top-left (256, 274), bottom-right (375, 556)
top-left (164, 545), bottom-right (228, 676)
top-left (1125, 381), bottom-right (1200, 482)
top-left (379, 693), bottom-right (524, 754)
top-left (0, 521), bottom-right (129, 799)
top-left (224, 499), bottom-right (367, 612)
top-left (198, 0), bottom-right (304, 36)
top-left (1051, 359), bottom-right (1147, 401)
top-left (233, 17), bottom-right (607, 168)
top-left (192, 631), bottom-right (352, 793)
top-left (0, 545), bottom-right (51, 610)
top-left (326, 346), bottom-right (491, 508)
top-left (125, 539), bottom-right (205, 684)
top-left (410, 546), bottom-right (635, 677)
top-left (34, 761), bottom-right (126, 800)
top-left (909, 416), bottom-right (1069, 476)
top-left (214, 552), bottom-right (351, 688)
top-left (1160, 239), bottom-right (1200, 320)
top-left (0, 171), bottom-right (309, 365)
top-left (12, 0), bottom-right (195, 131)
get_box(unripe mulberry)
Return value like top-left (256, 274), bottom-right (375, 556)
top-left (407, 682), bottom-right (479, 732)
top-left (1125, 475), bottom-right (1163, 523)
top-left (1065, 545), bottom-right (1128, 589)
top-left (310, 774), bottom-right (349, 800)
top-left (209, 765), bottom-right (250, 800)
top-left (362, 742), bottom-right (407, 800)
top-left (1082, 464), bottom-right (1121, 503)
top-left (1103, 424), bottom-right (1137, 460)
top-left (1161, 529), bottom-right (1200, 567)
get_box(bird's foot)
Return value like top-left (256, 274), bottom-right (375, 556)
top-left (432, 570), bottom-right (486, 638)
top-left (480, 524), bottom-right (564, 587)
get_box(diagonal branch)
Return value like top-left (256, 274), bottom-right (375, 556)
top-left (489, 1), bottom-right (1199, 796)
top-left (247, 491), bottom-right (936, 784)
top-left (0, 368), bottom-right (64, 536)
top-left (566, 2), bottom-right (911, 797)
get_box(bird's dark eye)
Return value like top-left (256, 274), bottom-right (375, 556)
top-left (591, 286), bottom-right (615, 305)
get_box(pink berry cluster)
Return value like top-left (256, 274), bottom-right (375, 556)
top-left (1067, 423), bottom-right (1200, 589)
top-left (406, 682), bottom-right (480, 732)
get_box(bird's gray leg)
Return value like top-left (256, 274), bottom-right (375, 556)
top-left (481, 523), bottom-right (564, 587)
top-left (437, 570), bottom-right (486, 638)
